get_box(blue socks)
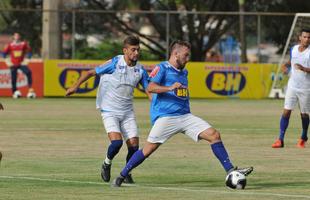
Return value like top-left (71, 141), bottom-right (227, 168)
top-left (301, 115), bottom-right (309, 141)
top-left (107, 140), bottom-right (123, 160)
top-left (121, 149), bottom-right (146, 177)
top-left (126, 146), bottom-right (139, 163)
top-left (211, 142), bottom-right (234, 172)
top-left (279, 115), bottom-right (289, 141)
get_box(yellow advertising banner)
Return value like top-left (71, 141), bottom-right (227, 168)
top-left (186, 62), bottom-right (277, 99)
top-left (44, 60), bottom-right (276, 99)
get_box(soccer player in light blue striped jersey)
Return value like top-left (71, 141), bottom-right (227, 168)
top-left (112, 40), bottom-right (253, 188)
top-left (66, 36), bottom-right (150, 184)
top-left (272, 29), bottom-right (310, 148)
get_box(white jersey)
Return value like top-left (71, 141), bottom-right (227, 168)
top-left (288, 45), bottom-right (310, 90)
top-left (95, 55), bottom-right (149, 114)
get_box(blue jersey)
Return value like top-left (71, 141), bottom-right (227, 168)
top-left (149, 61), bottom-right (190, 124)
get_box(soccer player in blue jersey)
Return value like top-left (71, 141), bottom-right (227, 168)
top-left (66, 35), bottom-right (150, 184)
top-left (112, 40), bottom-right (253, 188)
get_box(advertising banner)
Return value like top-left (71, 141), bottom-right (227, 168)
top-left (44, 60), bottom-right (276, 99)
top-left (0, 61), bottom-right (44, 97)
top-left (187, 62), bottom-right (276, 99)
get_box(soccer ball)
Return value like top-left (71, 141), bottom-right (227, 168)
top-left (225, 171), bottom-right (247, 189)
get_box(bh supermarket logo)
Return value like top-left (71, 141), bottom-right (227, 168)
top-left (206, 71), bottom-right (246, 96)
top-left (59, 68), bottom-right (100, 93)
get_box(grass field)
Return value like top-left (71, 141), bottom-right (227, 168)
top-left (0, 98), bottom-right (310, 200)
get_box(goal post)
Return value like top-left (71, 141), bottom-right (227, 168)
top-left (268, 13), bottom-right (310, 98)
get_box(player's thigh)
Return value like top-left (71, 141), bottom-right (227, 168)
top-left (101, 112), bottom-right (121, 134)
top-left (181, 114), bottom-right (212, 142)
top-left (19, 65), bottom-right (31, 74)
top-left (120, 111), bottom-right (139, 141)
top-left (147, 116), bottom-right (181, 143)
top-left (297, 90), bottom-right (310, 113)
top-left (284, 87), bottom-right (298, 110)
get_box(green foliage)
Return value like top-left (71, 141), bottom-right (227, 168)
top-left (75, 39), bottom-right (161, 60)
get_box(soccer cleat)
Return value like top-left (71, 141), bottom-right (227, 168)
top-left (296, 139), bottom-right (306, 148)
top-left (123, 174), bottom-right (135, 184)
top-left (101, 162), bottom-right (111, 182)
top-left (271, 139), bottom-right (284, 148)
top-left (229, 166), bottom-right (254, 176)
top-left (12, 90), bottom-right (21, 99)
top-left (27, 88), bottom-right (36, 99)
top-left (111, 175), bottom-right (125, 187)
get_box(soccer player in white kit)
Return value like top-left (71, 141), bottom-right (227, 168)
top-left (66, 36), bottom-right (150, 183)
top-left (272, 29), bottom-right (310, 148)
top-left (112, 40), bottom-right (253, 188)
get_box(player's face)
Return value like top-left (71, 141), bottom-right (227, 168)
top-left (299, 32), bottom-right (310, 47)
top-left (13, 33), bottom-right (21, 41)
top-left (123, 45), bottom-right (140, 64)
top-left (175, 46), bottom-right (190, 69)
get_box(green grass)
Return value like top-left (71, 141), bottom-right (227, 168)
top-left (0, 98), bottom-right (310, 200)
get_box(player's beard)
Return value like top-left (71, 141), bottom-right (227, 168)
top-left (130, 57), bottom-right (138, 66)
top-left (176, 58), bottom-right (186, 70)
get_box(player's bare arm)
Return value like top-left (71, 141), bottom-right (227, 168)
top-left (147, 82), bottom-right (182, 94)
top-left (294, 63), bottom-right (310, 73)
top-left (65, 69), bottom-right (96, 96)
top-left (0, 103), bottom-right (3, 110)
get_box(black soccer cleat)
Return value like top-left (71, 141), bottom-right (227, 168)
top-left (101, 162), bottom-right (111, 182)
top-left (111, 175), bottom-right (125, 187)
top-left (123, 174), bottom-right (135, 184)
top-left (230, 166), bottom-right (254, 176)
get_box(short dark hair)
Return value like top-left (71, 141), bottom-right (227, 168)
top-left (169, 40), bottom-right (191, 56)
top-left (301, 29), bottom-right (310, 34)
top-left (123, 35), bottom-right (140, 47)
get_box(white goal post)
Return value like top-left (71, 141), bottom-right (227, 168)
top-left (269, 13), bottom-right (310, 98)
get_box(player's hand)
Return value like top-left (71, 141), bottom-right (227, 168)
top-left (21, 58), bottom-right (30, 66)
top-left (4, 59), bottom-right (13, 68)
top-left (65, 87), bottom-right (77, 96)
top-left (169, 82), bottom-right (182, 91)
top-left (281, 63), bottom-right (290, 74)
top-left (294, 63), bottom-right (305, 72)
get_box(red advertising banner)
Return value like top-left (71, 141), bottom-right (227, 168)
top-left (0, 61), bottom-right (44, 97)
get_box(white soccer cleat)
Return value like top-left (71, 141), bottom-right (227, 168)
top-left (12, 90), bottom-right (21, 99)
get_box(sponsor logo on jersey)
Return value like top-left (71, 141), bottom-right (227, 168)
top-left (206, 71), bottom-right (246, 96)
top-left (174, 87), bottom-right (189, 99)
top-left (59, 68), bottom-right (100, 93)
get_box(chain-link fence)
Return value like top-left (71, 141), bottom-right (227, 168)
top-left (0, 9), bottom-right (295, 63)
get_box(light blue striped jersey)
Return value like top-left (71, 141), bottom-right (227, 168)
top-left (95, 55), bottom-right (149, 113)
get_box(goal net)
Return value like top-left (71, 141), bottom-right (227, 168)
top-left (269, 13), bottom-right (310, 98)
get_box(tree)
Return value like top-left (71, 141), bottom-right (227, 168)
top-left (80, 0), bottom-right (241, 61)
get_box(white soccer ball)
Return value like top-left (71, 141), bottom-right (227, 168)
top-left (225, 171), bottom-right (247, 189)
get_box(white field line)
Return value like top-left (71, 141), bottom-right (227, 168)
top-left (0, 175), bottom-right (310, 199)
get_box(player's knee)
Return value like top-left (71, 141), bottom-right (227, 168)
top-left (210, 130), bottom-right (221, 142)
top-left (200, 129), bottom-right (221, 143)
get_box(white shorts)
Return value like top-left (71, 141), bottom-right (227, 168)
top-left (147, 113), bottom-right (212, 143)
top-left (101, 111), bottom-right (138, 140)
top-left (284, 87), bottom-right (310, 113)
